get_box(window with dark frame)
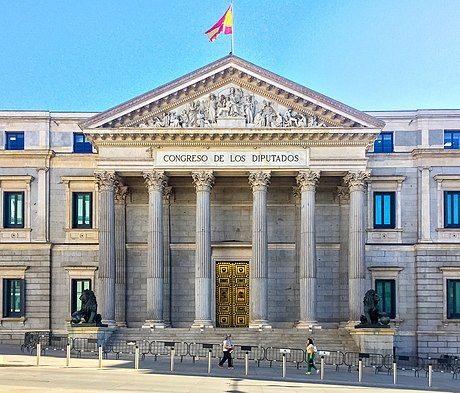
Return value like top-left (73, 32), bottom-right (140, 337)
top-left (3, 191), bottom-right (25, 228)
top-left (373, 191), bottom-right (396, 229)
top-left (73, 133), bottom-right (93, 153)
top-left (375, 279), bottom-right (396, 319)
top-left (447, 279), bottom-right (460, 319)
top-left (71, 279), bottom-right (91, 314)
top-left (3, 279), bottom-right (25, 317)
top-left (373, 132), bottom-right (394, 153)
top-left (5, 132), bottom-right (24, 150)
top-left (444, 191), bottom-right (460, 228)
top-left (72, 192), bottom-right (92, 229)
top-left (444, 130), bottom-right (460, 150)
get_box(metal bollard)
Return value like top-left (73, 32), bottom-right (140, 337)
top-left (393, 361), bottom-right (397, 385)
top-left (428, 364), bottom-right (432, 387)
top-left (358, 359), bottom-right (363, 382)
top-left (207, 350), bottom-right (212, 374)
top-left (66, 343), bottom-right (71, 367)
top-left (320, 356), bottom-right (325, 380)
top-left (134, 346), bottom-right (139, 370)
top-left (98, 345), bottom-right (103, 369)
top-left (170, 347), bottom-right (175, 372)
top-left (282, 353), bottom-right (286, 378)
top-left (36, 343), bottom-right (41, 366)
top-left (245, 352), bottom-right (249, 376)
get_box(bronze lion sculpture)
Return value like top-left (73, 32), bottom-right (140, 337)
top-left (71, 289), bottom-right (103, 325)
top-left (357, 289), bottom-right (390, 327)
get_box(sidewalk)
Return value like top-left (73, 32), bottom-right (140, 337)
top-left (0, 345), bottom-right (458, 393)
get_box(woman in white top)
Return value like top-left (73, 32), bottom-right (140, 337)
top-left (218, 334), bottom-right (234, 369)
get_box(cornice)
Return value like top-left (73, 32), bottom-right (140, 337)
top-left (84, 127), bottom-right (380, 147)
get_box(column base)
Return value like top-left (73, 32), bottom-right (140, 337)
top-left (116, 321), bottom-right (127, 328)
top-left (295, 320), bottom-right (321, 330)
top-left (101, 319), bottom-right (117, 328)
top-left (191, 320), bottom-right (214, 329)
top-left (249, 320), bottom-right (272, 329)
top-left (142, 320), bottom-right (168, 329)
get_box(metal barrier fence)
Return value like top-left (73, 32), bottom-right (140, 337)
top-left (265, 347), bottom-right (305, 368)
top-left (344, 352), bottom-right (385, 373)
top-left (19, 331), bottom-right (460, 380)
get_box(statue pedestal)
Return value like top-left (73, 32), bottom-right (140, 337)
top-left (67, 324), bottom-right (117, 346)
top-left (347, 327), bottom-right (395, 356)
top-left (216, 116), bottom-right (246, 128)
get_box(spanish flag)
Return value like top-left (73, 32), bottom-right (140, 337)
top-left (205, 5), bottom-right (233, 42)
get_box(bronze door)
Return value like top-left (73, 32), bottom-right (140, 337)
top-left (216, 262), bottom-right (249, 328)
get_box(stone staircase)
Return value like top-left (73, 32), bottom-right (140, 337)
top-left (108, 327), bottom-right (359, 353)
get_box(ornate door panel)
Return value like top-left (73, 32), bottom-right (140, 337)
top-left (216, 262), bottom-right (249, 328)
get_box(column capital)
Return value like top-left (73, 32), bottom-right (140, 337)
top-left (163, 186), bottom-right (173, 202)
top-left (296, 170), bottom-right (320, 192)
top-left (192, 171), bottom-right (215, 191)
top-left (249, 171), bottom-right (271, 191)
top-left (344, 170), bottom-right (371, 192)
top-left (143, 170), bottom-right (168, 192)
top-left (336, 185), bottom-right (350, 204)
top-left (115, 186), bottom-right (129, 204)
top-left (292, 186), bottom-right (301, 203)
top-left (95, 171), bottom-right (119, 192)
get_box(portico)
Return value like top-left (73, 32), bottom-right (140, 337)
top-left (81, 55), bottom-right (384, 329)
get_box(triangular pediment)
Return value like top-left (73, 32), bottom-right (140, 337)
top-left (80, 55), bottom-right (384, 130)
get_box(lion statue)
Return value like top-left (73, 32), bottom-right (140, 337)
top-left (71, 289), bottom-right (102, 325)
top-left (357, 289), bottom-right (390, 327)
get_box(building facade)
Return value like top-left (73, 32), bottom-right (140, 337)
top-left (0, 56), bottom-right (459, 355)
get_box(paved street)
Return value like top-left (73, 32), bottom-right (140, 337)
top-left (0, 345), bottom-right (458, 392)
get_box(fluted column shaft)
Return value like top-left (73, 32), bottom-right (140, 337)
top-left (249, 171), bottom-right (271, 327)
top-left (192, 171), bottom-right (215, 327)
top-left (163, 186), bottom-right (173, 325)
top-left (297, 170), bottom-right (320, 326)
top-left (115, 186), bottom-right (128, 326)
top-left (344, 171), bottom-right (370, 322)
top-left (144, 171), bottom-right (168, 326)
top-left (95, 171), bottom-right (118, 325)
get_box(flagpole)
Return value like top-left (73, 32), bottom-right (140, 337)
top-left (231, 1), bottom-right (234, 54)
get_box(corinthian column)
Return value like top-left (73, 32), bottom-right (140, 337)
top-left (143, 171), bottom-right (168, 327)
top-left (248, 171), bottom-right (271, 328)
top-left (191, 171), bottom-right (215, 328)
top-left (296, 170), bottom-right (320, 328)
top-left (95, 171), bottom-right (118, 326)
top-left (344, 170), bottom-right (370, 322)
top-left (115, 185), bottom-right (128, 327)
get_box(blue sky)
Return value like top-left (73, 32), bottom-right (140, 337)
top-left (0, 1), bottom-right (459, 112)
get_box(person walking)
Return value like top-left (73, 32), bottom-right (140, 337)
top-left (218, 333), bottom-right (234, 369)
top-left (306, 338), bottom-right (319, 375)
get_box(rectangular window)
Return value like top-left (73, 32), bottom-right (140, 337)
top-left (373, 192), bottom-right (395, 229)
top-left (444, 191), bottom-right (460, 228)
top-left (73, 133), bottom-right (93, 153)
top-left (375, 279), bottom-right (396, 319)
top-left (3, 191), bottom-right (24, 228)
top-left (444, 130), bottom-right (460, 150)
top-left (3, 279), bottom-right (25, 317)
top-left (5, 132), bottom-right (24, 150)
top-left (447, 279), bottom-right (460, 319)
top-left (72, 192), bottom-right (92, 229)
top-left (373, 132), bottom-right (394, 153)
top-left (71, 279), bottom-right (91, 314)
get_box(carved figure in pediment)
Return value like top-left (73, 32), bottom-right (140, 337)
top-left (243, 95), bottom-right (255, 123)
top-left (262, 101), bottom-right (276, 127)
top-left (297, 114), bottom-right (307, 127)
top-left (228, 87), bottom-right (244, 116)
top-left (283, 109), bottom-right (299, 127)
top-left (308, 115), bottom-right (326, 128)
top-left (208, 94), bottom-right (218, 124)
top-left (275, 112), bottom-right (283, 127)
top-left (217, 94), bottom-right (230, 117)
top-left (188, 100), bottom-right (200, 127)
top-left (169, 112), bottom-right (180, 127)
top-left (253, 109), bottom-right (263, 127)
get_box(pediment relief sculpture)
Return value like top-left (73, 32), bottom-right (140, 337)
top-left (135, 86), bottom-right (327, 129)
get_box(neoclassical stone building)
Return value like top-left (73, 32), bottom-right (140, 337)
top-left (0, 56), bottom-right (459, 355)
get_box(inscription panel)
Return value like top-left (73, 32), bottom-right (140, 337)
top-left (155, 150), bottom-right (308, 168)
